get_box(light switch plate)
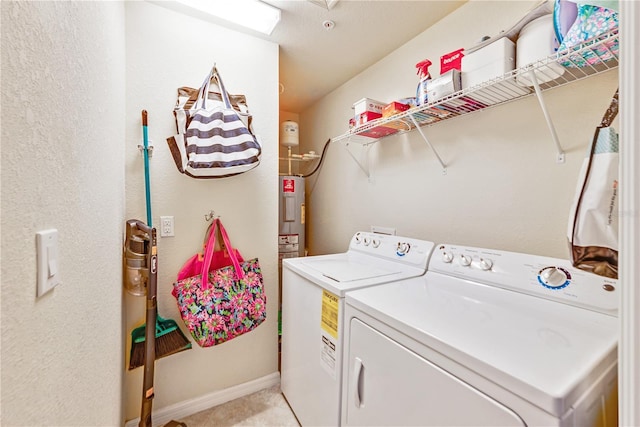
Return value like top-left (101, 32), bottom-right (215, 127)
top-left (36, 229), bottom-right (61, 297)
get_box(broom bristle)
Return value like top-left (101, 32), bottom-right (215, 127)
top-left (128, 329), bottom-right (192, 370)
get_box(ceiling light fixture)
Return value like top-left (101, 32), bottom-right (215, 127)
top-left (307, 0), bottom-right (340, 10)
top-left (176, 0), bottom-right (281, 35)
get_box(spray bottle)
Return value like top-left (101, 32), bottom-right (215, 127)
top-left (416, 59), bottom-right (432, 106)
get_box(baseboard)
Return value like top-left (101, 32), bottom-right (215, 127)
top-left (125, 371), bottom-right (281, 427)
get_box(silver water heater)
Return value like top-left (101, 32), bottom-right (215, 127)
top-left (279, 175), bottom-right (305, 262)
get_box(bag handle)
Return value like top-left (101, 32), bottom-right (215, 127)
top-left (195, 65), bottom-right (233, 111)
top-left (200, 219), bottom-right (219, 282)
top-left (599, 88), bottom-right (618, 128)
top-left (215, 218), bottom-right (243, 277)
top-left (200, 218), bottom-right (244, 289)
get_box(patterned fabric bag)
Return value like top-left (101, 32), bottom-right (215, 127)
top-left (172, 219), bottom-right (266, 347)
top-left (557, 3), bottom-right (618, 67)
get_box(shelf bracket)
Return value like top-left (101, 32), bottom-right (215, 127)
top-left (528, 69), bottom-right (565, 164)
top-left (408, 114), bottom-right (447, 174)
top-left (344, 139), bottom-right (374, 179)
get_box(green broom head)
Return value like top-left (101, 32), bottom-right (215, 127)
top-left (128, 315), bottom-right (192, 370)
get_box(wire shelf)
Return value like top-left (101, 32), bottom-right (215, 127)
top-left (333, 29), bottom-right (619, 145)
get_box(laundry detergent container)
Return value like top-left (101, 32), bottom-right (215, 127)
top-left (515, 14), bottom-right (565, 86)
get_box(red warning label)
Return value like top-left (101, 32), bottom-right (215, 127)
top-left (283, 179), bottom-right (295, 193)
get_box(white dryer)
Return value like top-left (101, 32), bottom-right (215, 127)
top-left (281, 231), bottom-right (435, 427)
top-left (341, 243), bottom-right (619, 426)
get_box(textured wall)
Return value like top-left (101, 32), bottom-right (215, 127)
top-left (1, 2), bottom-right (126, 426)
top-left (300, 0), bottom-right (619, 259)
top-left (123, 2), bottom-right (279, 421)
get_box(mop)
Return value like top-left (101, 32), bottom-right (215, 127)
top-left (129, 110), bottom-right (191, 371)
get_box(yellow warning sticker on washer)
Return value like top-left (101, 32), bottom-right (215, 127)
top-left (321, 290), bottom-right (339, 339)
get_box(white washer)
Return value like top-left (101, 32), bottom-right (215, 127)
top-left (281, 231), bottom-right (435, 427)
top-left (341, 243), bottom-right (619, 426)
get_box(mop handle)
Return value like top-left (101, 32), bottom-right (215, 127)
top-left (142, 110), bottom-right (152, 227)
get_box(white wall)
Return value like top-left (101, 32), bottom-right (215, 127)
top-left (300, 0), bottom-right (619, 259)
top-left (1, 2), bottom-right (126, 426)
top-left (123, 2), bottom-right (279, 422)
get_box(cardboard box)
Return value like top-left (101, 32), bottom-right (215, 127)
top-left (382, 101), bottom-right (410, 117)
top-left (353, 98), bottom-right (386, 116)
top-left (357, 125), bottom-right (398, 139)
top-left (461, 37), bottom-right (516, 89)
top-left (356, 111), bottom-right (382, 126)
top-left (441, 48), bottom-right (464, 73)
top-left (350, 111), bottom-right (399, 139)
top-left (427, 69), bottom-right (461, 102)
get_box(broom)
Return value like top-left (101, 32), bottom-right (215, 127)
top-left (129, 110), bottom-right (191, 371)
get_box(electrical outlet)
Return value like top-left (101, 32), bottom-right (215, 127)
top-left (160, 216), bottom-right (174, 237)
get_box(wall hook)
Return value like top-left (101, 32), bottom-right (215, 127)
top-left (204, 210), bottom-right (218, 222)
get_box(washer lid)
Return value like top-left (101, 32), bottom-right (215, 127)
top-left (302, 258), bottom-right (400, 282)
top-left (345, 273), bottom-right (618, 417)
top-left (284, 252), bottom-right (425, 296)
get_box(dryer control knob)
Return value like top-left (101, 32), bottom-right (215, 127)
top-left (354, 233), bottom-right (362, 244)
top-left (442, 252), bottom-right (454, 263)
top-left (363, 236), bottom-right (371, 246)
top-left (538, 267), bottom-right (570, 289)
top-left (397, 242), bottom-right (411, 256)
top-left (477, 258), bottom-right (493, 271)
top-left (372, 239), bottom-right (381, 248)
top-left (459, 254), bottom-right (471, 266)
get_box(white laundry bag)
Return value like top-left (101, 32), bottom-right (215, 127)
top-left (567, 89), bottom-right (619, 279)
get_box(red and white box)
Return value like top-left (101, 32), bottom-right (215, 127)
top-left (441, 48), bottom-right (464, 74)
top-left (352, 98), bottom-right (386, 116)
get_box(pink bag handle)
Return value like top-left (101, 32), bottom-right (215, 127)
top-left (200, 218), bottom-right (244, 289)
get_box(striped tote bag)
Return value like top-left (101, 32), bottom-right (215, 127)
top-left (167, 65), bottom-right (261, 178)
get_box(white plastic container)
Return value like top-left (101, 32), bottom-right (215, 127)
top-left (515, 14), bottom-right (565, 86)
top-left (462, 37), bottom-right (516, 89)
top-left (427, 69), bottom-right (461, 102)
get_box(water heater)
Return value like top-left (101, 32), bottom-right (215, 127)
top-left (279, 176), bottom-right (305, 261)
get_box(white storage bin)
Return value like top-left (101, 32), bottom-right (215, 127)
top-left (462, 37), bottom-right (516, 89)
top-left (515, 14), bottom-right (565, 86)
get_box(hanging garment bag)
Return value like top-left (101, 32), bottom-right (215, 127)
top-left (167, 65), bottom-right (261, 178)
top-left (567, 89), bottom-right (619, 279)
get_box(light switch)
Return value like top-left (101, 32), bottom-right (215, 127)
top-left (37, 229), bottom-right (61, 297)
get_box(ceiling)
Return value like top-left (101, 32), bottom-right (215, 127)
top-left (154, 1), bottom-right (467, 113)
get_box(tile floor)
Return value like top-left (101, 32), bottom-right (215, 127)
top-left (177, 384), bottom-right (300, 426)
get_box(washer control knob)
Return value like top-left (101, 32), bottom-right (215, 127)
top-left (363, 236), bottom-right (371, 246)
top-left (354, 233), bottom-right (362, 244)
top-left (538, 267), bottom-right (570, 290)
top-left (372, 239), bottom-right (381, 248)
top-left (397, 242), bottom-right (411, 256)
top-left (459, 254), bottom-right (471, 266)
top-left (478, 258), bottom-right (493, 271)
top-left (442, 252), bottom-right (454, 263)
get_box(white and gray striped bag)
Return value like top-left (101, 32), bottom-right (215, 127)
top-left (167, 65), bottom-right (261, 178)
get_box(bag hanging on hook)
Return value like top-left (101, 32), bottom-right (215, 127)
top-left (567, 89), bottom-right (619, 279)
top-left (167, 64), bottom-right (262, 179)
top-left (171, 218), bottom-right (266, 347)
